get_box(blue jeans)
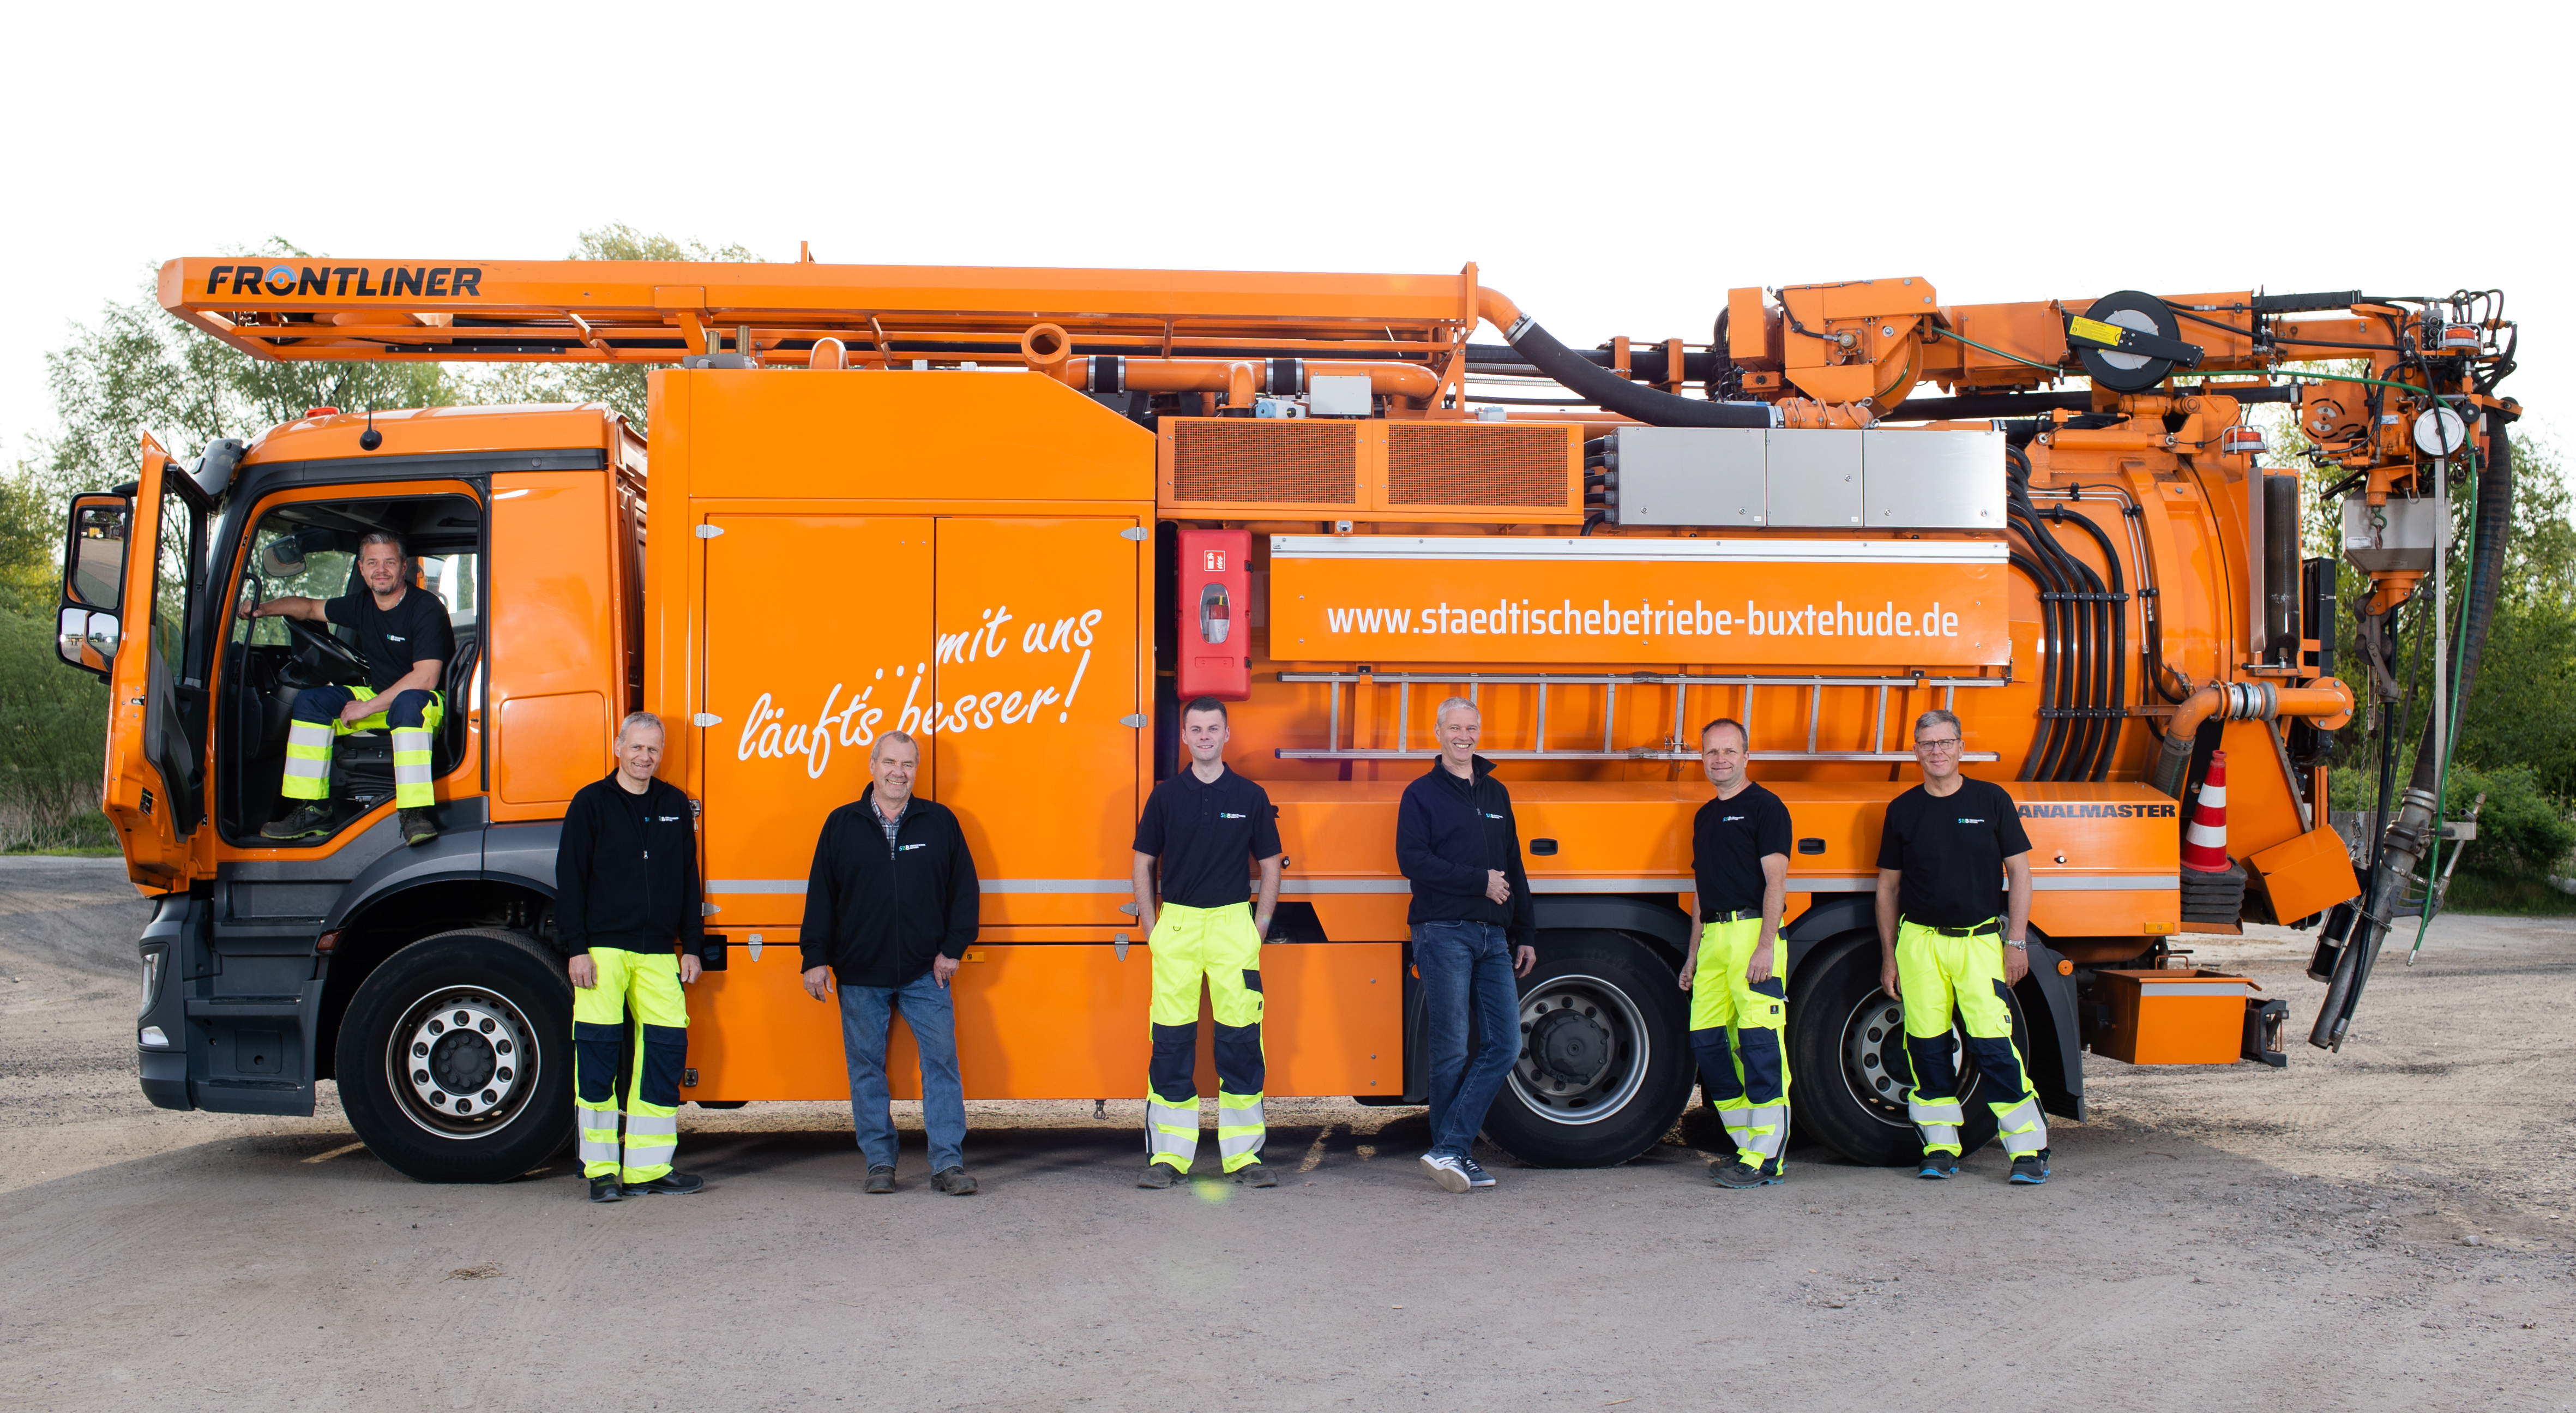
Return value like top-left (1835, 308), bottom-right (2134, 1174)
top-left (1415, 921), bottom-right (1521, 1161)
top-left (837, 971), bottom-right (967, 1172)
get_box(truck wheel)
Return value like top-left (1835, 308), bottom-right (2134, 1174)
top-left (1480, 930), bottom-right (1694, 1168)
top-left (335, 928), bottom-right (574, 1183)
top-left (1788, 935), bottom-right (2024, 1167)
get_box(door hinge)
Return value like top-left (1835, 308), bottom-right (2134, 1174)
top-left (692, 713), bottom-right (721, 727)
top-left (1119, 713), bottom-right (1147, 727)
top-left (1114, 932), bottom-right (1130, 960)
top-left (695, 524), bottom-right (724, 538)
top-left (1120, 527), bottom-right (1149, 541)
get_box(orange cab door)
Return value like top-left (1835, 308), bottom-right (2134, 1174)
top-left (930, 518), bottom-right (1143, 924)
top-left (700, 515), bottom-right (935, 925)
top-left (103, 435), bottom-right (208, 887)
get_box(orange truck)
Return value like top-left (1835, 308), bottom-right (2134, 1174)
top-left (51, 258), bottom-right (2513, 1180)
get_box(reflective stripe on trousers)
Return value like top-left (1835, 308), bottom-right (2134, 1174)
top-left (1907, 1095), bottom-right (1963, 1156)
top-left (1992, 1095), bottom-right (2049, 1159)
top-left (280, 720), bottom-right (333, 801)
top-left (390, 725), bottom-right (435, 809)
top-left (1146, 1098), bottom-right (1200, 1170)
top-left (1725, 1103), bottom-right (1789, 1162)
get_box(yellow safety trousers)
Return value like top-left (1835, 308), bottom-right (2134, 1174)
top-left (1688, 917), bottom-right (1792, 1173)
top-left (1146, 901), bottom-right (1267, 1174)
top-left (1894, 919), bottom-right (2048, 1161)
top-left (280, 686), bottom-right (445, 809)
top-left (573, 949), bottom-right (689, 1184)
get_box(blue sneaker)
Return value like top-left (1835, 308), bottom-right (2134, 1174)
top-left (1917, 1156), bottom-right (1958, 1180)
top-left (2009, 1150), bottom-right (2052, 1185)
top-left (1419, 1153), bottom-right (1471, 1193)
top-left (1458, 1157), bottom-right (1496, 1189)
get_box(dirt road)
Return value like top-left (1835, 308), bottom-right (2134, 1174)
top-left (3, 856), bottom-right (2569, 1410)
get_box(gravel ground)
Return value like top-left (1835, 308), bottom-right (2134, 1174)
top-left (2, 856), bottom-right (2570, 1410)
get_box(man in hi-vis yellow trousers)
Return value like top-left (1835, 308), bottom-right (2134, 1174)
top-left (1680, 718), bottom-right (1794, 1189)
top-left (1131, 698), bottom-right (1284, 1189)
top-left (558, 712), bottom-right (707, 1202)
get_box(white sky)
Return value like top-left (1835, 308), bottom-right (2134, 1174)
top-left (5, 2), bottom-right (2568, 459)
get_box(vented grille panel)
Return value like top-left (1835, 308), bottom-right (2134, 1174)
top-left (1386, 424), bottom-right (1570, 507)
top-left (1170, 421), bottom-right (1357, 504)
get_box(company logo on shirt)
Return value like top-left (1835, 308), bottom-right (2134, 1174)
top-left (1722, 814), bottom-right (1748, 823)
top-left (899, 841), bottom-right (927, 851)
top-left (1957, 817), bottom-right (1985, 824)
top-left (655, 815), bottom-right (682, 823)
top-left (1219, 811), bottom-right (1249, 820)
top-left (386, 634), bottom-right (407, 643)
top-left (1484, 811), bottom-right (1505, 820)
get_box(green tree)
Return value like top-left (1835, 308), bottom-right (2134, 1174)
top-left (470, 225), bottom-right (760, 428)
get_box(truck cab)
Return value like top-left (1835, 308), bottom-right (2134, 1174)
top-left (58, 406), bottom-right (643, 1179)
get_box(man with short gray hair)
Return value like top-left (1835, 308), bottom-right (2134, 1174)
top-left (801, 731), bottom-right (982, 1196)
top-left (1874, 707), bottom-right (2046, 1184)
top-left (556, 711), bottom-right (708, 1201)
top-left (1395, 696), bottom-right (1536, 1193)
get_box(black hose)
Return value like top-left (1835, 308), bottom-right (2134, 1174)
top-left (2009, 448), bottom-right (2103, 780)
top-left (2408, 412), bottom-right (2515, 796)
top-left (2008, 551), bottom-right (2061, 778)
top-left (2045, 502), bottom-right (2132, 780)
top-left (1490, 316), bottom-right (1771, 428)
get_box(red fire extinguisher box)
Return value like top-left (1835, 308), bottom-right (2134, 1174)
top-left (1177, 527), bottom-right (1250, 700)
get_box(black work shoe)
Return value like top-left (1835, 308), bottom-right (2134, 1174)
top-left (2009, 1150), bottom-right (2053, 1185)
top-left (1917, 1156), bottom-right (1958, 1180)
top-left (864, 1167), bottom-right (896, 1194)
top-left (399, 808), bottom-right (438, 846)
top-left (588, 1175), bottom-right (623, 1203)
top-left (1137, 1163), bottom-right (1181, 1189)
top-left (623, 1171), bottom-right (705, 1196)
top-left (1710, 1160), bottom-right (1782, 1189)
top-left (1232, 1162), bottom-right (1278, 1188)
top-left (931, 1166), bottom-right (978, 1195)
top-left (261, 803), bottom-right (334, 841)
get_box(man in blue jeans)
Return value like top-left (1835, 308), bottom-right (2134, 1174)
top-left (1395, 698), bottom-right (1537, 1193)
top-left (799, 731), bottom-right (982, 1195)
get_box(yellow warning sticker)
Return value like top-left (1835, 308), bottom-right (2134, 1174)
top-left (2068, 315), bottom-right (2128, 348)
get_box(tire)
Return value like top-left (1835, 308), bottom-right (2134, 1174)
top-left (1480, 930), bottom-right (1695, 1168)
top-left (335, 928), bottom-right (575, 1183)
top-left (1787, 934), bottom-right (2028, 1167)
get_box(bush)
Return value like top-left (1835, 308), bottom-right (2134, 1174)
top-left (2441, 760), bottom-right (2576, 879)
top-left (0, 600), bottom-right (109, 851)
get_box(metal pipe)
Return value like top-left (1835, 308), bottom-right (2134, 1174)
top-left (2148, 680), bottom-right (2356, 798)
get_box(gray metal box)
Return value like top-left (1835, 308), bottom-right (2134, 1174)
top-left (1764, 429), bottom-right (1865, 527)
top-left (1861, 429), bottom-right (2005, 530)
top-left (1611, 427), bottom-right (1767, 526)
top-left (1308, 374), bottom-right (1372, 417)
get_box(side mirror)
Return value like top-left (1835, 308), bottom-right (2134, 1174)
top-left (58, 607), bottom-right (119, 676)
top-left (62, 494), bottom-right (129, 612)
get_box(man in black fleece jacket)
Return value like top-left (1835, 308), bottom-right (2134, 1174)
top-left (556, 712), bottom-right (707, 1201)
top-left (799, 731), bottom-right (982, 1195)
top-left (1395, 697), bottom-right (1536, 1194)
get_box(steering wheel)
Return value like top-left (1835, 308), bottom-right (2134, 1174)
top-left (283, 612), bottom-right (371, 685)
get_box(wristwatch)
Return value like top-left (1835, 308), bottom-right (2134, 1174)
top-left (2005, 939), bottom-right (2028, 949)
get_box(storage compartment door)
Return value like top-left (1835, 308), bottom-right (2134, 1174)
top-left (931, 518), bottom-right (1143, 924)
top-left (702, 515), bottom-right (933, 925)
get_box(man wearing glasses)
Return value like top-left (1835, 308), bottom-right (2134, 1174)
top-left (1873, 708), bottom-right (2050, 1184)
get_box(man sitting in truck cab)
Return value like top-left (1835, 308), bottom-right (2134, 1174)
top-left (239, 530), bottom-right (454, 847)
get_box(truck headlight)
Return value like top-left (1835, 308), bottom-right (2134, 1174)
top-left (139, 1026), bottom-right (170, 1049)
top-left (139, 947), bottom-right (165, 1020)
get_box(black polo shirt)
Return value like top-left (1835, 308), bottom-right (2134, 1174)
top-left (1692, 781), bottom-right (1792, 918)
top-left (324, 584), bottom-right (454, 692)
top-left (1133, 765), bottom-right (1283, 910)
top-left (1875, 778), bottom-right (2033, 929)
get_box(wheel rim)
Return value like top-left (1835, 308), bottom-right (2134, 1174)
top-left (1506, 973), bottom-right (1650, 1126)
top-left (1838, 991), bottom-right (1970, 1127)
top-left (385, 984), bottom-right (541, 1140)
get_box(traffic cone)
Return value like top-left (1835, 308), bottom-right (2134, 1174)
top-left (2181, 750), bottom-right (2231, 873)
